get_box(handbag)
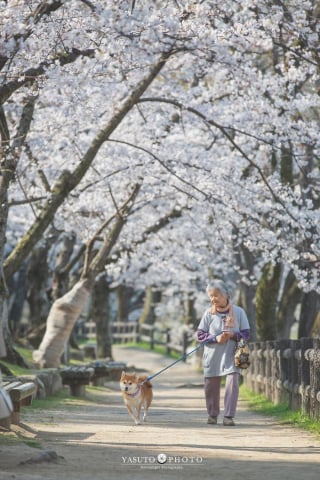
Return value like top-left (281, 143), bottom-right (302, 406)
top-left (234, 338), bottom-right (250, 369)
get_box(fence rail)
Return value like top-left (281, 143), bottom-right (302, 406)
top-left (242, 337), bottom-right (320, 421)
top-left (81, 320), bottom-right (193, 358)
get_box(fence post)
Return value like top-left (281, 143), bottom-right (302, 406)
top-left (135, 322), bottom-right (140, 344)
top-left (182, 331), bottom-right (188, 361)
top-left (278, 339), bottom-right (291, 406)
top-left (166, 328), bottom-right (171, 356)
top-left (290, 339), bottom-right (300, 411)
top-left (300, 337), bottom-right (313, 416)
top-left (150, 327), bottom-right (154, 350)
top-left (265, 341), bottom-right (273, 401)
top-left (310, 338), bottom-right (320, 421)
top-left (251, 342), bottom-right (259, 394)
top-left (255, 342), bottom-right (264, 395)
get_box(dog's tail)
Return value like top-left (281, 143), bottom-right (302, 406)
top-left (138, 375), bottom-right (152, 388)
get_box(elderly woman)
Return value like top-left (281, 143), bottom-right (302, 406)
top-left (196, 279), bottom-right (250, 426)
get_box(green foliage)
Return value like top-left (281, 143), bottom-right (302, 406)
top-left (240, 385), bottom-right (320, 435)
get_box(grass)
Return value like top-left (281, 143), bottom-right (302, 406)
top-left (0, 431), bottom-right (42, 449)
top-left (240, 384), bottom-right (320, 435)
top-left (28, 385), bottom-right (109, 412)
top-left (115, 341), bottom-right (185, 360)
top-left (0, 346), bottom-right (37, 376)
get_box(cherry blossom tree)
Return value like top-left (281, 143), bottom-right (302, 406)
top-left (1, 1), bottom-right (319, 360)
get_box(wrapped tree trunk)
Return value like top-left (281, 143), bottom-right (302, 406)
top-left (33, 279), bottom-right (91, 368)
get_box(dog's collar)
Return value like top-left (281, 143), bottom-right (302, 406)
top-left (126, 385), bottom-right (141, 398)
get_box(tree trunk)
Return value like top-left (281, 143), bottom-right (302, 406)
top-left (298, 291), bottom-right (320, 338)
top-left (256, 262), bottom-right (281, 340)
top-left (7, 262), bottom-right (27, 337)
top-left (33, 278), bottom-right (91, 368)
top-left (116, 285), bottom-right (130, 323)
top-left (0, 297), bottom-right (7, 358)
top-left (92, 275), bottom-right (113, 359)
top-left (139, 286), bottom-right (157, 326)
top-left (0, 97), bottom-right (37, 363)
top-left (26, 243), bottom-right (50, 328)
top-left (0, 103), bottom-right (13, 358)
top-left (184, 293), bottom-right (197, 328)
top-left (1, 295), bottom-right (29, 366)
top-left (51, 232), bottom-right (77, 301)
top-left (235, 243), bottom-right (257, 340)
top-left (277, 270), bottom-right (302, 338)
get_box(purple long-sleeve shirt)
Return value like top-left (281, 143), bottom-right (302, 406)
top-left (197, 305), bottom-right (250, 376)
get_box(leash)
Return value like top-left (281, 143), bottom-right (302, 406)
top-left (141, 337), bottom-right (213, 385)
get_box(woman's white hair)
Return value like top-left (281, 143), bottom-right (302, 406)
top-left (206, 279), bottom-right (230, 298)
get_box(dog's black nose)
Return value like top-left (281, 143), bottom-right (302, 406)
top-left (125, 387), bottom-right (128, 391)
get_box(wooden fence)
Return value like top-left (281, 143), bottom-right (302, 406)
top-left (81, 320), bottom-right (193, 358)
top-left (242, 337), bottom-right (320, 421)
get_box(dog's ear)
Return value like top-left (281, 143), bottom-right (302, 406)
top-left (120, 370), bottom-right (126, 379)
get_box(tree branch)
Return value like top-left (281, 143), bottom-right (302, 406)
top-left (0, 48), bottom-right (95, 104)
top-left (136, 96), bottom-right (300, 225)
top-left (86, 183), bottom-right (141, 279)
top-left (3, 52), bottom-right (171, 280)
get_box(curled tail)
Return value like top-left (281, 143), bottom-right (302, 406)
top-left (138, 375), bottom-right (152, 388)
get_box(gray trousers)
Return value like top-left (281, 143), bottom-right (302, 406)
top-left (204, 373), bottom-right (239, 418)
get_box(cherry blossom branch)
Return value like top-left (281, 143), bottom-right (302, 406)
top-left (136, 96), bottom-right (299, 224)
top-left (0, 48), bottom-right (95, 104)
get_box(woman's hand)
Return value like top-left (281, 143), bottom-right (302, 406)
top-left (216, 331), bottom-right (234, 344)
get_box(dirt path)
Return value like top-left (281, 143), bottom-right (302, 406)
top-left (1, 346), bottom-right (320, 479)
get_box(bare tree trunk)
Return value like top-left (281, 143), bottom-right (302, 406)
top-left (0, 297), bottom-right (7, 358)
top-left (298, 291), bottom-right (320, 338)
top-left (33, 279), bottom-right (91, 368)
top-left (235, 243), bottom-right (257, 340)
top-left (277, 270), bottom-right (302, 338)
top-left (256, 262), bottom-right (281, 340)
top-left (184, 293), bottom-right (197, 328)
top-left (92, 275), bottom-right (113, 359)
top-left (139, 286), bottom-right (157, 326)
top-left (116, 285), bottom-right (134, 323)
top-left (26, 243), bottom-right (50, 328)
top-left (7, 262), bottom-right (27, 337)
top-left (51, 232), bottom-right (77, 301)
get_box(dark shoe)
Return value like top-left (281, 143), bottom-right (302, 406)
top-left (223, 416), bottom-right (235, 426)
top-left (207, 416), bottom-right (217, 425)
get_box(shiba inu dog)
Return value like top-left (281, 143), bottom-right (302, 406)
top-left (120, 371), bottom-right (153, 425)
